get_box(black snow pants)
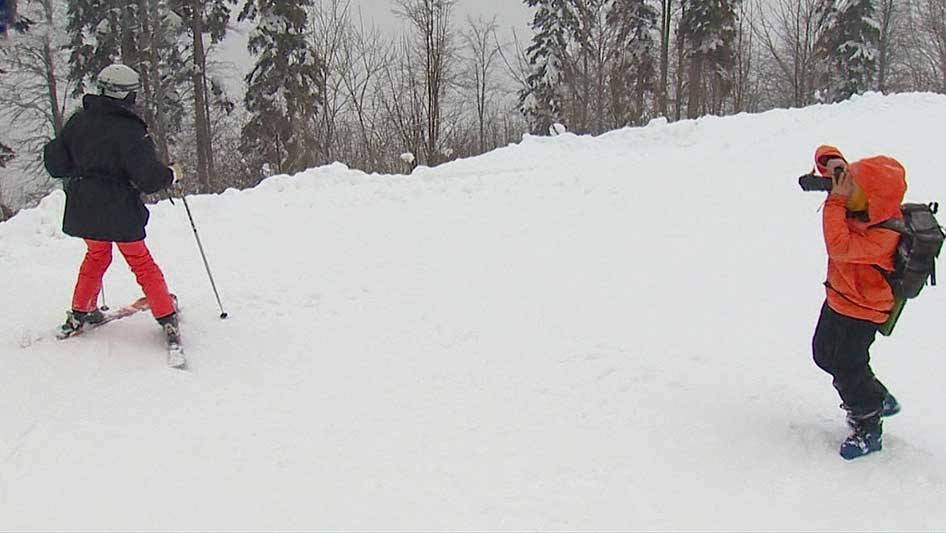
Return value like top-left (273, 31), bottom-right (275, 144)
top-left (812, 301), bottom-right (888, 416)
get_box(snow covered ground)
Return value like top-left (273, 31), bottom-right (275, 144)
top-left (1, 93), bottom-right (945, 530)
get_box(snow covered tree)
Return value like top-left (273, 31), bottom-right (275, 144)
top-left (239, 0), bottom-right (324, 178)
top-left (66, 1), bottom-right (134, 94)
top-left (607, 0), bottom-right (659, 126)
top-left (815, 0), bottom-right (880, 102)
top-left (679, 0), bottom-right (739, 118)
top-left (521, 0), bottom-right (658, 134)
top-left (520, 0), bottom-right (577, 134)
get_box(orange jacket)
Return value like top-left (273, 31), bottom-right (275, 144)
top-left (816, 146), bottom-right (907, 323)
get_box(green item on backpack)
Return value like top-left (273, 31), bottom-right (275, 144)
top-left (879, 297), bottom-right (906, 337)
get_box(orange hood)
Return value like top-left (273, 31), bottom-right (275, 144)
top-left (848, 156), bottom-right (907, 224)
top-left (814, 145), bottom-right (847, 176)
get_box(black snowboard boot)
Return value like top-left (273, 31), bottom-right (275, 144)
top-left (839, 408), bottom-right (883, 460)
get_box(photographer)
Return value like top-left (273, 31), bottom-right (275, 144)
top-left (808, 145), bottom-right (907, 459)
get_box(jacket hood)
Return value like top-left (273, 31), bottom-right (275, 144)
top-left (814, 145), bottom-right (847, 176)
top-left (83, 93), bottom-right (141, 117)
top-left (848, 156), bottom-right (907, 224)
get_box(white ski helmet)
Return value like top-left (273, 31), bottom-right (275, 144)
top-left (96, 63), bottom-right (140, 99)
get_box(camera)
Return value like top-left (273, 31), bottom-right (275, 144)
top-left (799, 174), bottom-right (833, 191)
top-left (798, 166), bottom-right (843, 192)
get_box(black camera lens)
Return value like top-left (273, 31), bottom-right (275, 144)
top-left (799, 174), bottom-right (833, 192)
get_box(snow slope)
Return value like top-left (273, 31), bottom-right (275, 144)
top-left (1, 92), bottom-right (945, 531)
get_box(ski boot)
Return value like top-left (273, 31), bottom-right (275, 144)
top-left (158, 313), bottom-right (186, 369)
top-left (839, 408), bottom-right (883, 460)
top-left (57, 308), bottom-right (106, 339)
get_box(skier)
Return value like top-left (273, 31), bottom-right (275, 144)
top-left (42, 63), bottom-right (181, 351)
top-left (810, 145), bottom-right (905, 459)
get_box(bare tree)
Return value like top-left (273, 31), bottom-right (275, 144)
top-left (673, 1), bottom-right (687, 120)
top-left (732, 0), bottom-right (759, 112)
top-left (0, 0), bottom-right (72, 185)
top-left (460, 16), bottom-right (501, 154)
top-left (904, 0), bottom-right (946, 92)
top-left (875, 0), bottom-right (900, 93)
top-left (381, 36), bottom-right (427, 166)
top-left (339, 11), bottom-right (392, 171)
top-left (752, 0), bottom-right (824, 108)
top-left (393, 0), bottom-right (457, 166)
top-left (310, 0), bottom-right (354, 166)
top-left (187, 1), bottom-right (213, 190)
top-left (658, 0), bottom-right (674, 117)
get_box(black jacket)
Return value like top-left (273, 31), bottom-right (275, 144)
top-left (43, 94), bottom-right (173, 242)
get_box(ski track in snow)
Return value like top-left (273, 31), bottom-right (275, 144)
top-left (1, 92), bottom-right (945, 530)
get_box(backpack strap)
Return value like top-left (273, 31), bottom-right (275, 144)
top-left (923, 202), bottom-right (940, 286)
top-left (875, 218), bottom-right (907, 233)
top-left (870, 218), bottom-right (903, 285)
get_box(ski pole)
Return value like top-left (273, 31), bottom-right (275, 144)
top-left (99, 283), bottom-right (109, 311)
top-left (176, 187), bottom-right (228, 319)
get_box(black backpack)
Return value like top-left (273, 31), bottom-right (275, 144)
top-left (876, 203), bottom-right (945, 299)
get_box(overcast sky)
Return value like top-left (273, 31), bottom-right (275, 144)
top-left (348, 0), bottom-right (533, 39)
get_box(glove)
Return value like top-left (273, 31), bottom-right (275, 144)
top-left (169, 162), bottom-right (183, 184)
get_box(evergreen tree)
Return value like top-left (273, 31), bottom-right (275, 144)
top-left (815, 0), bottom-right (879, 102)
top-left (607, 0), bottom-right (659, 125)
top-left (239, 0), bottom-right (324, 178)
top-left (66, 0), bottom-right (126, 94)
top-left (65, 0), bottom-right (187, 158)
top-left (521, 0), bottom-right (658, 134)
top-left (679, 0), bottom-right (738, 117)
top-left (520, 0), bottom-right (578, 135)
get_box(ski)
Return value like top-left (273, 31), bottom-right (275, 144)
top-left (167, 342), bottom-right (187, 370)
top-left (57, 294), bottom-right (187, 369)
top-left (56, 297), bottom-right (151, 340)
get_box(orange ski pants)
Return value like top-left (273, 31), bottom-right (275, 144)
top-left (72, 239), bottom-right (176, 319)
